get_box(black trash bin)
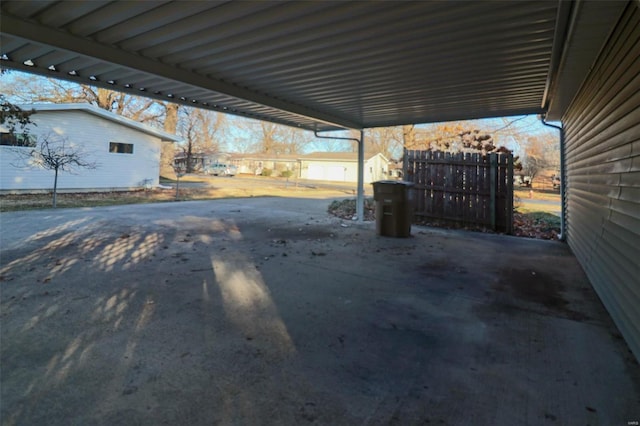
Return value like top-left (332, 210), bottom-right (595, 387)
top-left (373, 180), bottom-right (414, 237)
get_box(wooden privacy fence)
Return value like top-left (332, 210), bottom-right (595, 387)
top-left (404, 150), bottom-right (514, 233)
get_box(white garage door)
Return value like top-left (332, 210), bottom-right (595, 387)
top-left (308, 164), bottom-right (324, 180)
top-left (328, 166), bottom-right (346, 181)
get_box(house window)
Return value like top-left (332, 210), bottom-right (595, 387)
top-left (109, 142), bottom-right (133, 154)
top-left (0, 132), bottom-right (36, 147)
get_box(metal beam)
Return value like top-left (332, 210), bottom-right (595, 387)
top-left (356, 130), bottom-right (365, 222)
top-left (0, 13), bottom-right (361, 131)
top-left (314, 130), bottom-right (365, 222)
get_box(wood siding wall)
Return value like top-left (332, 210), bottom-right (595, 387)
top-left (0, 110), bottom-right (164, 191)
top-left (563, 2), bottom-right (640, 359)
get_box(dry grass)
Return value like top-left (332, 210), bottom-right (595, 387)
top-left (0, 183), bottom-right (344, 212)
top-left (0, 190), bottom-right (166, 211)
top-left (514, 188), bottom-right (561, 202)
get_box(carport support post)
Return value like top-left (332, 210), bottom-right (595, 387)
top-left (314, 129), bottom-right (365, 222)
top-left (356, 130), bottom-right (365, 222)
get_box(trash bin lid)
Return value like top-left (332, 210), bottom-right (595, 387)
top-left (373, 180), bottom-right (414, 186)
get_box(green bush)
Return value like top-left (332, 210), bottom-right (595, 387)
top-left (280, 170), bottom-right (293, 178)
top-left (261, 168), bottom-right (273, 177)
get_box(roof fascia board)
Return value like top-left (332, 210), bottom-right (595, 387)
top-left (544, 0), bottom-right (628, 120)
top-left (1, 14), bottom-right (361, 131)
top-left (541, 0), bottom-right (574, 111)
top-left (23, 103), bottom-right (183, 142)
top-left (364, 108), bottom-right (545, 129)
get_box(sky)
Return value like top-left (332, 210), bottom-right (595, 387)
top-left (1, 69), bottom-right (558, 157)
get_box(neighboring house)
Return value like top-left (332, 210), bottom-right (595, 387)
top-left (228, 153), bottom-right (300, 176)
top-left (214, 151), bottom-right (389, 182)
top-left (173, 151), bottom-right (228, 173)
top-left (299, 152), bottom-right (389, 183)
top-left (388, 159), bottom-right (404, 179)
top-left (177, 151), bottom-right (390, 183)
top-left (0, 103), bottom-right (181, 192)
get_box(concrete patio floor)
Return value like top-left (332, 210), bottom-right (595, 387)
top-left (1, 196), bottom-right (638, 425)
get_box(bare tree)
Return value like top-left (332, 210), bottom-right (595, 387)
top-left (520, 134), bottom-right (559, 186)
top-left (280, 126), bottom-right (312, 154)
top-left (239, 120), bottom-right (307, 155)
top-left (2, 73), bottom-right (84, 104)
top-left (179, 112), bottom-right (199, 173)
top-left (1, 72), bottom-right (165, 122)
top-left (12, 133), bottom-right (98, 208)
top-left (402, 125), bottom-right (417, 153)
top-left (161, 103), bottom-right (180, 178)
top-left (170, 159), bottom-right (186, 200)
top-left (229, 134), bottom-right (257, 154)
top-left (174, 106), bottom-right (227, 172)
top-left (305, 137), bottom-right (349, 153)
top-left (309, 129), bottom-right (363, 153)
top-left (365, 127), bottom-right (403, 159)
top-left (404, 122), bottom-right (508, 154)
top-left (258, 122), bottom-right (277, 154)
top-left (193, 108), bottom-right (225, 154)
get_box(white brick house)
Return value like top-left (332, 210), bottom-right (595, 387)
top-left (0, 103), bottom-right (181, 192)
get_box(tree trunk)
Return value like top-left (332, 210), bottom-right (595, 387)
top-left (52, 167), bottom-right (59, 208)
top-left (186, 141), bottom-right (194, 173)
top-left (402, 124), bottom-right (416, 150)
top-left (161, 103), bottom-right (179, 179)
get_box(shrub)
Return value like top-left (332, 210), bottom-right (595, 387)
top-left (280, 170), bottom-right (293, 178)
top-left (261, 168), bottom-right (273, 177)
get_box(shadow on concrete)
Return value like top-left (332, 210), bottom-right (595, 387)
top-left (1, 196), bottom-right (638, 425)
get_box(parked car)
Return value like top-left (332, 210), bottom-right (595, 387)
top-left (207, 163), bottom-right (237, 176)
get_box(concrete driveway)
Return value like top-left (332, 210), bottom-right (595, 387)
top-left (1, 196), bottom-right (638, 425)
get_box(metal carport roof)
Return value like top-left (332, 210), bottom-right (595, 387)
top-left (1, 1), bottom-right (623, 131)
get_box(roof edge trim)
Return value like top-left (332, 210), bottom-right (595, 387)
top-left (20, 103), bottom-right (183, 142)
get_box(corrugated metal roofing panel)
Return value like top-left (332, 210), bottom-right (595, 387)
top-left (1, 1), bottom-right (563, 130)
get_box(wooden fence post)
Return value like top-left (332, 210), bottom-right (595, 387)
top-left (402, 148), bottom-right (408, 181)
top-left (506, 153), bottom-right (514, 234)
top-left (490, 153), bottom-right (497, 231)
